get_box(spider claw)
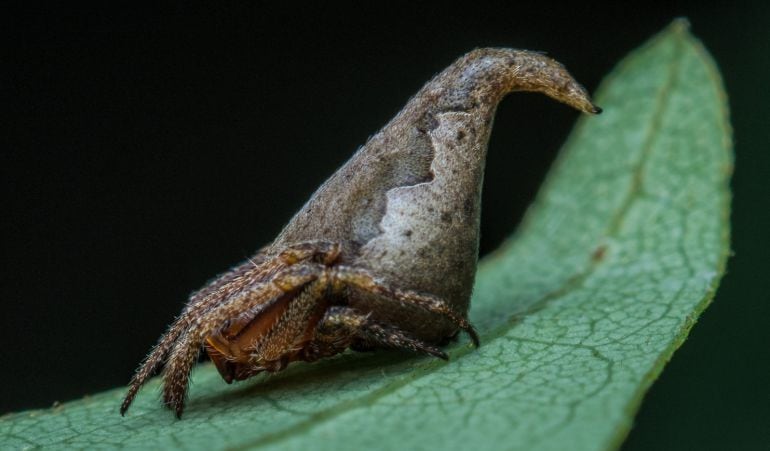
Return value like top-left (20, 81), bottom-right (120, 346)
top-left (175, 403), bottom-right (185, 419)
top-left (466, 324), bottom-right (480, 347)
top-left (164, 397), bottom-right (186, 419)
top-left (119, 395), bottom-right (132, 416)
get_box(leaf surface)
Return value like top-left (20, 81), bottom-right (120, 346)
top-left (1, 20), bottom-right (731, 451)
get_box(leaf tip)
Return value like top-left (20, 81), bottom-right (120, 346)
top-left (669, 17), bottom-right (692, 34)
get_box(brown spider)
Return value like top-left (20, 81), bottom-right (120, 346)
top-left (120, 48), bottom-right (599, 418)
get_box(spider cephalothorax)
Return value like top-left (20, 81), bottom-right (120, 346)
top-left (121, 48), bottom-right (599, 418)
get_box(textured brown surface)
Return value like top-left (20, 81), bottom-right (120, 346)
top-left (272, 48), bottom-right (599, 341)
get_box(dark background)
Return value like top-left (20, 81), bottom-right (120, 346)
top-left (3, 3), bottom-right (768, 449)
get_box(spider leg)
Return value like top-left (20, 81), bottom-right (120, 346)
top-left (248, 278), bottom-right (329, 364)
top-left (357, 319), bottom-right (449, 360)
top-left (120, 254), bottom-right (276, 416)
top-left (330, 266), bottom-right (480, 346)
top-left (307, 306), bottom-right (448, 360)
top-left (121, 240), bottom-right (342, 416)
top-left (161, 283), bottom-right (286, 417)
top-left (161, 261), bottom-right (328, 418)
top-left (120, 258), bottom-right (272, 415)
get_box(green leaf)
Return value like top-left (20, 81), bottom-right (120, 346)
top-left (1, 19), bottom-right (731, 451)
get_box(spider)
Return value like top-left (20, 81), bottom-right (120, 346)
top-left (120, 48), bottom-right (599, 418)
top-left (121, 240), bottom-right (478, 418)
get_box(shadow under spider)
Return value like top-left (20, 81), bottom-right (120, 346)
top-left (187, 350), bottom-right (428, 412)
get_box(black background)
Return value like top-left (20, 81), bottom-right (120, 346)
top-left (3, 3), bottom-right (768, 449)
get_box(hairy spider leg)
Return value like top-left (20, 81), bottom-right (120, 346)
top-left (120, 259), bottom-right (264, 416)
top-left (248, 278), bottom-right (330, 365)
top-left (328, 265), bottom-right (480, 346)
top-left (161, 263), bottom-right (323, 417)
top-left (308, 306), bottom-right (449, 360)
top-left (162, 285), bottom-right (285, 416)
top-left (120, 240), bottom-right (340, 416)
